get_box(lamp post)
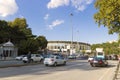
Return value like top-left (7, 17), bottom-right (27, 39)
top-left (70, 13), bottom-right (73, 55)
top-left (77, 30), bottom-right (79, 53)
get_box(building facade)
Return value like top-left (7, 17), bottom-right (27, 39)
top-left (0, 41), bottom-right (18, 59)
top-left (47, 41), bottom-right (91, 55)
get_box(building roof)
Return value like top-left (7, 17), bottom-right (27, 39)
top-left (3, 41), bottom-right (14, 47)
top-left (48, 41), bottom-right (91, 46)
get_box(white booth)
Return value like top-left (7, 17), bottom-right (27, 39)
top-left (0, 41), bottom-right (18, 59)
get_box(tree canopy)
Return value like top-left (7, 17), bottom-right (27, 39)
top-left (8, 18), bottom-right (33, 39)
top-left (36, 36), bottom-right (48, 50)
top-left (18, 39), bottom-right (39, 54)
top-left (94, 0), bottom-right (120, 37)
top-left (0, 18), bottom-right (48, 55)
top-left (91, 42), bottom-right (120, 55)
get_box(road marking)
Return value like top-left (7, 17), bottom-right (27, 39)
top-left (98, 68), bottom-right (111, 80)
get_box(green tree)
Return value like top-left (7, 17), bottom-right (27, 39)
top-left (36, 36), bottom-right (48, 50)
top-left (0, 20), bottom-right (11, 43)
top-left (91, 42), bottom-right (119, 55)
top-left (94, 0), bottom-right (120, 39)
top-left (0, 18), bottom-right (48, 55)
top-left (8, 18), bottom-right (34, 39)
top-left (18, 39), bottom-right (39, 55)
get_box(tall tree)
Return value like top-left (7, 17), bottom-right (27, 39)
top-left (36, 36), bottom-right (48, 50)
top-left (0, 20), bottom-right (11, 43)
top-left (18, 39), bottom-right (39, 55)
top-left (94, 0), bottom-right (120, 39)
top-left (8, 18), bottom-right (34, 39)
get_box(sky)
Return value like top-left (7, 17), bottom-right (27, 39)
top-left (0, 0), bottom-right (118, 44)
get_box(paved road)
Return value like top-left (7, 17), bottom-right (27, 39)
top-left (0, 60), bottom-right (118, 80)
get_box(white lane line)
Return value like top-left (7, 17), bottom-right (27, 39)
top-left (98, 68), bottom-right (111, 80)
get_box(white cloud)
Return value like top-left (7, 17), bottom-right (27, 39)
top-left (47, 0), bottom-right (69, 9)
top-left (19, 14), bottom-right (24, 18)
top-left (47, 0), bottom-right (94, 11)
top-left (71, 0), bottom-right (94, 11)
top-left (48, 20), bottom-right (64, 29)
top-left (86, 0), bottom-right (94, 4)
top-left (0, 0), bottom-right (18, 17)
top-left (44, 14), bottom-right (49, 20)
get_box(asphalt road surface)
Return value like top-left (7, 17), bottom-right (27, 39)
top-left (0, 60), bottom-right (118, 80)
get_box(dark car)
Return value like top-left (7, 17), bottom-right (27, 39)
top-left (90, 57), bottom-right (108, 67)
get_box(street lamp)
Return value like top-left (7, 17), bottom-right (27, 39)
top-left (70, 13), bottom-right (73, 55)
top-left (77, 30), bottom-right (79, 53)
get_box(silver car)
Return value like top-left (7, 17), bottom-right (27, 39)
top-left (15, 55), bottom-right (26, 60)
top-left (44, 55), bottom-right (67, 66)
top-left (22, 54), bottom-right (44, 63)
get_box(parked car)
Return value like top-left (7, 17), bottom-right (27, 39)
top-left (68, 55), bottom-right (76, 59)
top-left (15, 55), bottom-right (26, 60)
top-left (22, 54), bottom-right (44, 63)
top-left (112, 55), bottom-right (118, 60)
top-left (90, 57), bottom-right (108, 67)
top-left (88, 57), bottom-right (94, 62)
top-left (44, 55), bottom-right (67, 66)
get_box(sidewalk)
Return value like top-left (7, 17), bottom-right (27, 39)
top-left (115, 62), bottom-right (120, 80)
top-left (0, 57), bottom-right (15, 61)
top-left (0, 57), bottom-right (44, 68)
top-left (0, 59), bottom-right (24, 68)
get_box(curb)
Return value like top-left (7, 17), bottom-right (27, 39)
top-left (113, 62), bottom-right (120, 80)
top-left (0, 62), bottom-right (42, 68)
top-left (0, 59), bottom-right (75, 68)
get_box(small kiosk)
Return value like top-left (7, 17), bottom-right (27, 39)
top-left (0, 41), bottom-right (18, 59)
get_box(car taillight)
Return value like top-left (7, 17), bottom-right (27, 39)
top-left (91, 60), bottom-right (94, 62)
top-left (51, 59), bottom-right (54, 61)
top-left (99, 60), bottom-right (102, 64)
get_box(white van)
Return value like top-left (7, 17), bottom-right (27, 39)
top-left (96, 48), bottom-right (105, 58)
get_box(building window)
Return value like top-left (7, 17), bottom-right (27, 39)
top-left (65, 45), bottom-right (67, 49)
top-left (51, 46), bottom-right (53, 49)
top-left (55, 46), bottom-right (57, 49)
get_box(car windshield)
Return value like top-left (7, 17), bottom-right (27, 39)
top-left (94, 57), bottom-right (105, 60)
top-left (98, 52), bottom-right (103, 55)
top-left (46, 55), bottom-right (55, 58)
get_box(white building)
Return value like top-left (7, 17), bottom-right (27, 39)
top-left (0, 41), bottom-right (18, 59)
top-left (47, 41), bottom-right (91, 55)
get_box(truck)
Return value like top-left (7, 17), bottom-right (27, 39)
top-left (96, 48), bottom-right (105, 58)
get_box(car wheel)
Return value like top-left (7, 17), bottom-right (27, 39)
top-left (90, 63), bottom-right (93, 67)
top-left (23, 61), bottom-right (27, 63)
top-left (30, 59), bottom-right (33, 63)
top-left (63, 61), bottom-right (66, 65)
top-left (92, 63), bottom-right (96, 67)
top-left (40, 59), bottom-right (43, 62)
top-left (54, 62), bottom-right (57, 67)
top-left (45, 64), bottom-right (48, 66)
top-left (105, 64), bottom-right (108, 67)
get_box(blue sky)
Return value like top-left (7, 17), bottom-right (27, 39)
top-left (0, 0), bottom-right (118, 44)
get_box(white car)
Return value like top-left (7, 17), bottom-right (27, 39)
top-left (22, 54), bottom-right (44, 63)
top-left (88, 57), bottom-right (94, 62)
top-left (44, 55), bottom-right (67, 66)
top-left (15, 55), bottom-right (26, 60)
